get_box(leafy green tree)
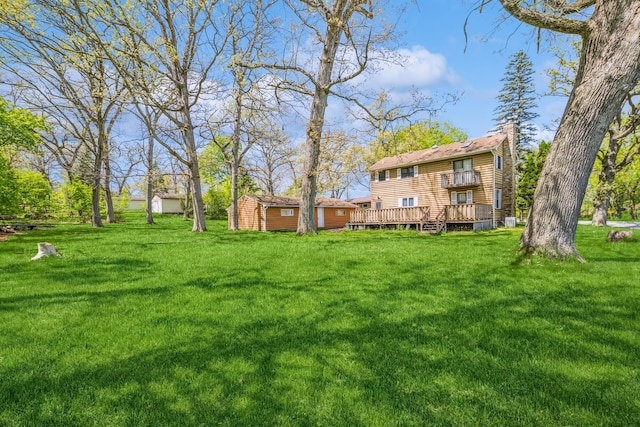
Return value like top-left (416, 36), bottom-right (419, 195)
top-left (0, 97), bottom-right (44, 150)
top-left (59, 179), bottom-right (93, 220)
top-left (610, 155), bottom-right (640, 220)
top-left (0, 151), bottom-right (19, 214)
top-left (15, 168), bottom-right (52, 217)
top-left (200, 141), bottom-right (258, 219)
top-left (203, 172), bottom-right (258, 220)
top-left (516, 141), bottom-right (550, 220)
top-left (365, 120), bottom-right (467, 165)
top-left (493, 50), bottom-right (539, 154)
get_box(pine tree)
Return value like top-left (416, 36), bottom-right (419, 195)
top-left (493, 50), bottom-right (539, 152)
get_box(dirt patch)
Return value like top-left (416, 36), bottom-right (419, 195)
top-left (0, 225), bottom-right (23, 242)
top-left (0, 231), bottom-right (20, 242)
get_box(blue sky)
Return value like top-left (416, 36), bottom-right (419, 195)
top-left (381, 0), bottom-right (570, 141)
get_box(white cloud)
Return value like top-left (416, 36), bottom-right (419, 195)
top-left (365, 45), bottom-right (458, 90)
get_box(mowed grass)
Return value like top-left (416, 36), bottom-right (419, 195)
top-left (1, 213), bottom-right (639, 426)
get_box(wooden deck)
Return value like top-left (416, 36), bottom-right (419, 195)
top-left (348, 204), bottom-right (493, 232)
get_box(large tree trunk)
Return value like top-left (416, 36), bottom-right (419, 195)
top-left (297, 14), bottom-right (344, 236)
top-left (229, 96), bottom-right (243, 231)
top-left (175, 71), bottom-right (206, 232)
top-left (188, 166), bottom-right (206, 232)
top-left (520, 2), bottom-right (640, 259)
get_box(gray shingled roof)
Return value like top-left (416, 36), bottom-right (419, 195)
top-left (368, 132), bottom-right (507, 171)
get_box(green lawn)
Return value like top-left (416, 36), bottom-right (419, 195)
top-left (1, 214), bottom-right (639, 426)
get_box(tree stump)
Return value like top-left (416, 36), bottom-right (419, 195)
top-left (31, 242), bottom-right (61, 260)
top-left (607, 230), bottom-right (634, 242)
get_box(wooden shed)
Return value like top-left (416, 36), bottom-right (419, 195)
top-left (152, 194), bottom-right (185, 214)
top-left (230, 195), bottom-right (358, 231)
top-left (126, 196), bottom-right (145, 210)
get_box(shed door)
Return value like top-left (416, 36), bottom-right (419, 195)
top-left (317, 207), bottom-right (325, 228)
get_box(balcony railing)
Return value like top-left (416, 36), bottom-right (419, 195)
top-left (349, 204), bottom-right (493, 225)
top-left (350, 206), bottom-right (430, 224)
top-left (440, 170), bottom-right (481, 188)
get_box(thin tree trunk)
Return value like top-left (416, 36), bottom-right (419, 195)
top-left (520, 3), bottom-right (640, 259)
top-left (591, 144), bottom-right (618, 226)
top-left (183, 178), bottom-right (191, 219)
top-left (145, 134), bottom-right (155, 225)
top-left (230, 159), bottom-right (239, 230)
top-left (91, 136), bottom-right (103, 228)
top-left (103, 138), bottom-right (116, 223)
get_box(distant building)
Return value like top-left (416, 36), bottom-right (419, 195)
top-left (152, 194), bottom-right (185, 214)
top-left (230, 195), bottom-right (358, 231)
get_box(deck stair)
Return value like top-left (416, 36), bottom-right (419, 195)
top-left (421, 207), bottom-right (446, 234)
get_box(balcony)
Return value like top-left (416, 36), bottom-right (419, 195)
top-left (440, 170), bottom-right (481, 189)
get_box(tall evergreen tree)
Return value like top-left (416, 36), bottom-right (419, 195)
top-left (493, 50), bottom-right (539, 153)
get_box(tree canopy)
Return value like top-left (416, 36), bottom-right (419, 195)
top-left (0, 97), bottom-right (44, 150)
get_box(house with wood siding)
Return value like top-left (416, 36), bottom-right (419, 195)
top-left (230, 195), bottom-right (358, 231)
top-left (350, 125), bottom-right (516, 232)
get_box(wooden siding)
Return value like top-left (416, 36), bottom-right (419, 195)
top-left (321, 208), bottom-right (356, 229)
top-left (370, 151), bottom-right (496, 215)
top-left (233, 198), bottom-right (355, 231)
top-left (234, 196), bottom-right (262, 231)
top-left (264, 206), bottom-right (298, 231)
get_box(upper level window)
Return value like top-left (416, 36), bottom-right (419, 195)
top-left (376, 170), bottom-right (389, 182)
top-left (398, 165), bottom-right (418, 179)
top-left (401, 167), bottom-right (414, 178)
top-left (495, 155), bottom-right (503, 170)
top-left (453, 158), bottom-right (472, 172)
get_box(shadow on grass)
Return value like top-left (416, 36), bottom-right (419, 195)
top-left (2, 267), bottom-right (638, 426)
top-left (0, 283), bottom-right (172, 313)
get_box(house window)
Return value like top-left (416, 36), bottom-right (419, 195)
top-left (451, 190), bottom-right (473, 205)
top-left (336, 209), bottom-right (346, 216)
top-left (495, 155), bottom-right (503, 170)
top-left (399, 197), bottom-right (417, 207)
top-left (495, 189), bottom-right (503, 209)
top-left (453, 158), bottom-right (473, 172)
top-left (375, 201), bottom-right (382, 209)
top-left (281, 209), bottom-right (294, 216)
top-left (376, 170), bottom-right (389, 182)
top-left (397, 165), bottom-right (419, 179)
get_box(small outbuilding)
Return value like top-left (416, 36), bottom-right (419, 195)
top-left (126, 196), bottom-right (146, 210)
top-left (152, 194), bottom-right (185, 214)
top-left (347, 196), bottom-right (371, 209)
top-left (229, 195), bottom-right (358, 231)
